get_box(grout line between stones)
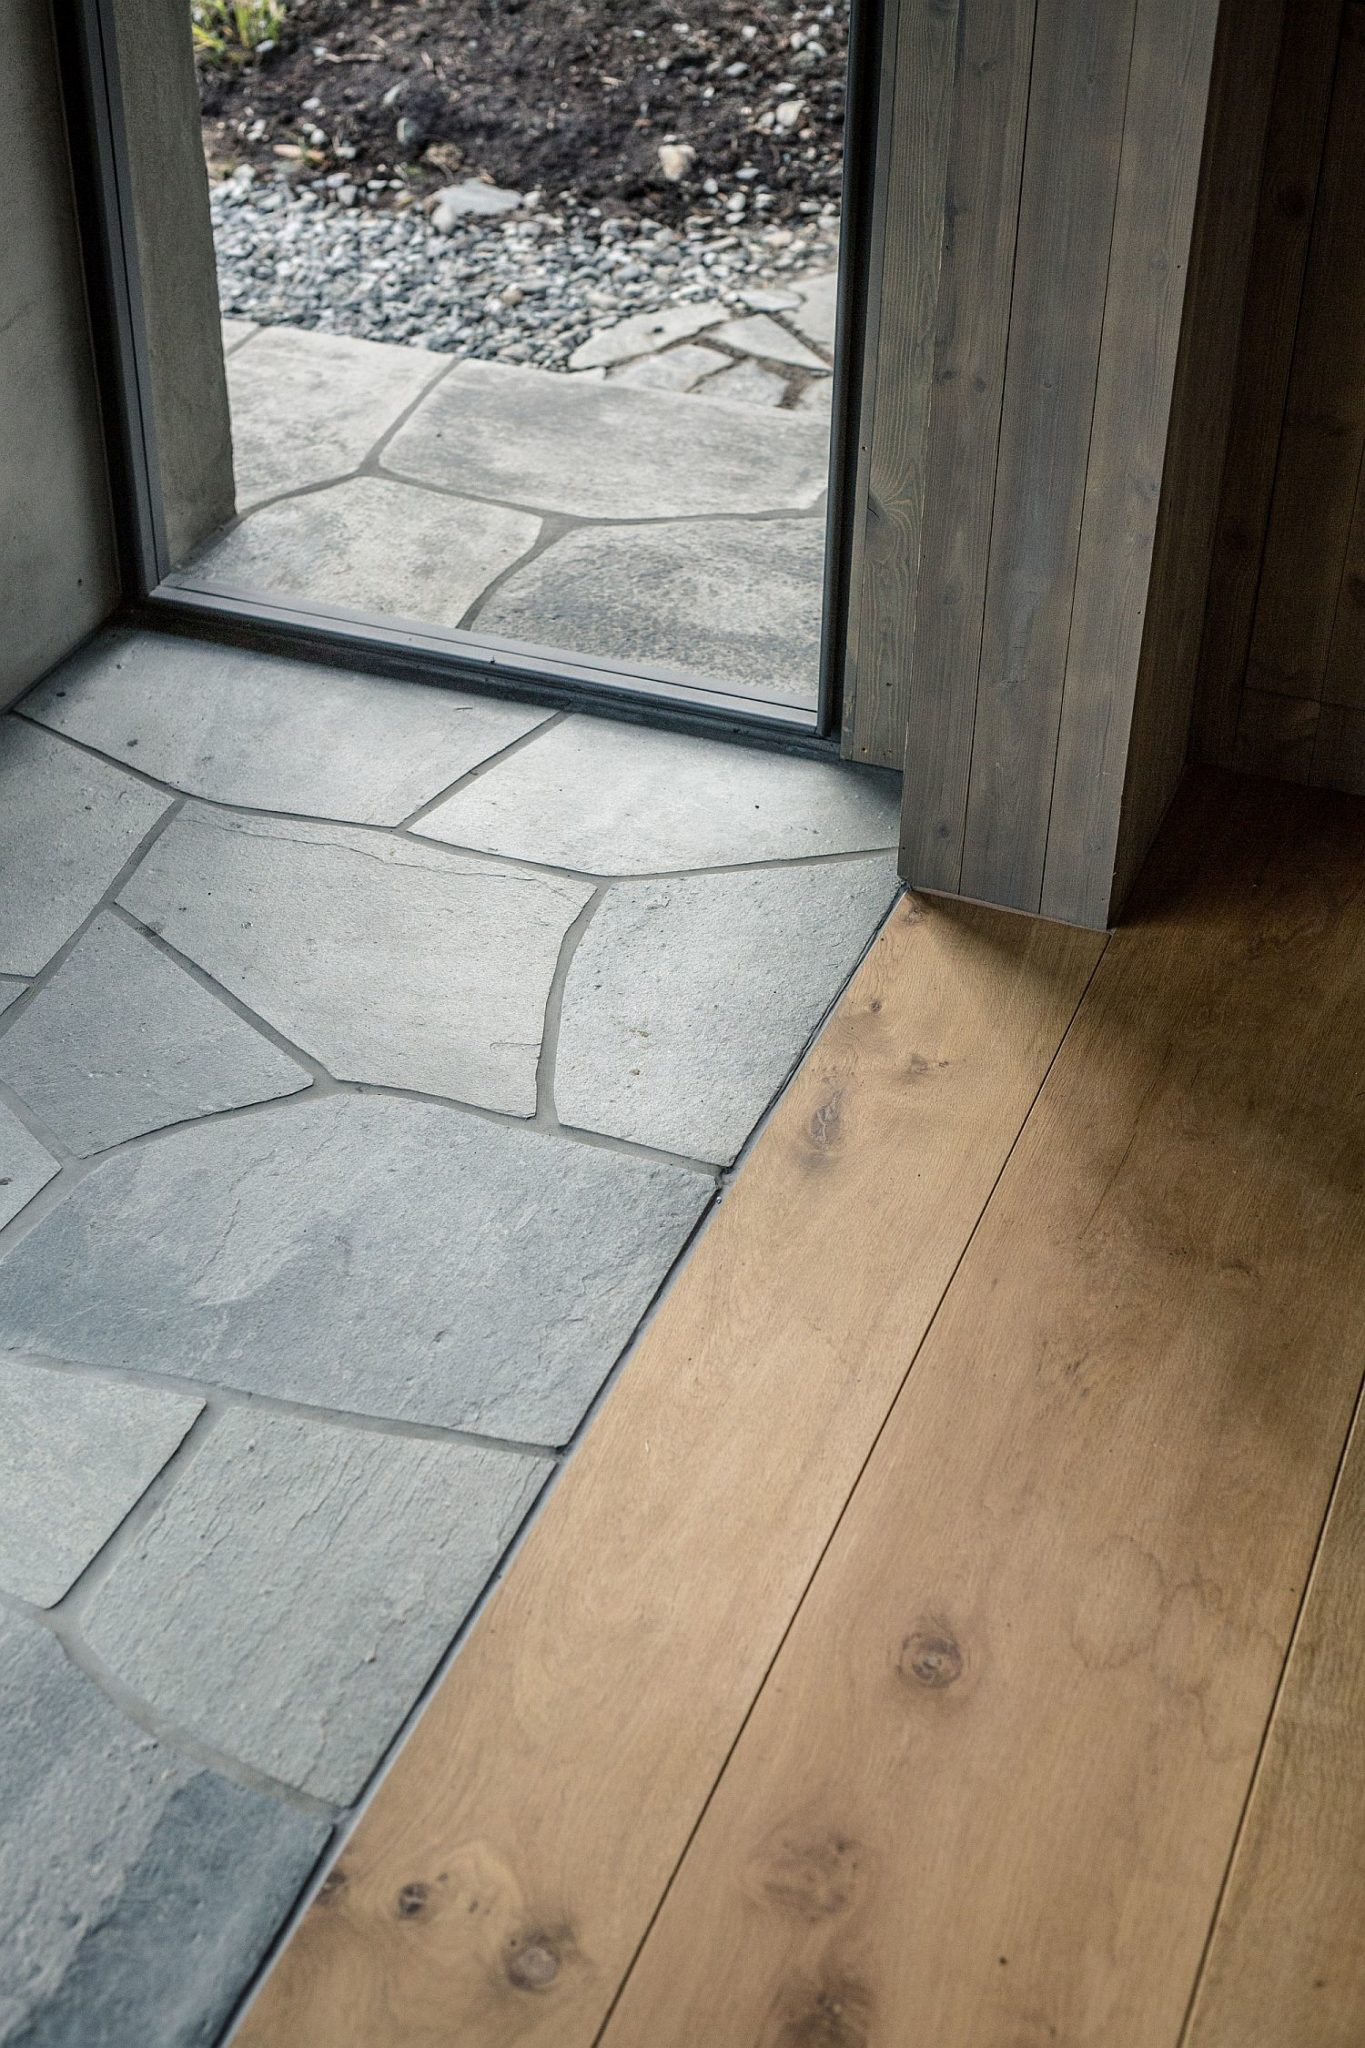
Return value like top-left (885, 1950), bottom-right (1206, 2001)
top-left (13, 716), bottom-right (898, 885)
top-left (535, 886), bottom-right (607, 1127)
top-left (3, 1348), bottom-right (566, 1464)
top-left (393, 707), bottom-right (568, 829)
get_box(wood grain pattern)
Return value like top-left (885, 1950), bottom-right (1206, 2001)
top-left (1191, 2), bottom-right (1340, 767)
top-left (600, 772), bottom-right (1365, 2048)
top-left (900, 0), bottom-right (1038, 892)
top-left (1184, 1393), bottom-right (1365, 2048)
top-left (1242, 6), bottom-right (1365, 708)
top-left (1100, 0), bottom-right (1284, 923)
top-left (958, 0), bottom-right (1138, 911)
top-left (1040, 0), bottom-right (1224, 927)
top-left (235, 893), bottom-right (1102, 2048)
top-left (842, 0), bottom-right (959, 770)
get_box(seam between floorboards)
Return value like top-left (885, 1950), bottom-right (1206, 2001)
top-left (588, 923), bottom-right (1113, 2045)
top-left (1173, 1347), bottom-right (1365, 2046)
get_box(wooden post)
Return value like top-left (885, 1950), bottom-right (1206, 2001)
top-left (849, 0), bottom-right (1288, 925)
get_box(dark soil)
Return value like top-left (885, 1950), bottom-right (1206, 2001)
top-left (198, 0), bottom-right (848, 225)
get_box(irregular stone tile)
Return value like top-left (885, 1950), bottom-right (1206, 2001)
top-left (0, 1610), bottom-right (327, 2048)
top-left (739, 285), bottom-right (803, 313)
top-left (556, 856), bottom-right (901, 1164)
top-left (0, 979), bottom-right (26, 1016)
top-left (227, 324), bottom-right (444, 505)
top-left (384, 361), bottom-right (829, 520)
top-left (711, 313), bottom-right (828, 370)
top-left (120, 806), bottom-right (589, 1112)
top-left (0, 1359), bottom-right (201, 1606)
top-left (86, 1409), bottom-right (551, 1801)
top-left (791, 269), bottom-right (839, 351)
top-left (26, 629), bottom-right (551, 825)
top-left (796, 376), bottom-right (835, 414)
top-left (608, 343), bottom-right (728, 392)
top-left (0, 1107), bottom-right (59, 1229)
top-left (697, 360), bottom-right (788, 408)
top-left (473, 515), bottom-right (825, 701)
top-left (220, 316), bottom-right (258, 353)
top-left (415, 715), bottom-right (901, 873)
top-left (0, 913), bottom-right (311, 1158)
top-left (0, 1094), bottom-right (712, 1441)
top-left (567, 300), bottom-right (727, 369)
top-left (0, 720), bottom-right (172, 976)
top-left (188, 477), bottom-right (539, 628)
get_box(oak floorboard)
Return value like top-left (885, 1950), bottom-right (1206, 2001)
top-left (600, 773), bottom-right (1365, 2048)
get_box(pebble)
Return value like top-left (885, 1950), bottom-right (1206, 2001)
top-left (211, 172), bottom-right (840, 372)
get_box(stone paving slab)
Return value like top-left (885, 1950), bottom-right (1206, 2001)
top-left (85, 1410), bottom-right (551, 1802)
top-left (120, 805), bottom-right (589, 1112)
top-left (415, 715), bottom-right (900, 874)
top-left (188, 476), bottom-right (540, 629)
top-left (474, 515), bottom-right (826, 698)
top-left (0, 1094), bottom-right (712, 1441)
top-left (556, 855), bottom-right (901, 1163)
top-left (567, 301), bottom-right (728, 370)
top-left (711, 312), bottom-right (828, 370)
top-left (0, 980), bottom-right (26, 1016)
top-left (791, 270), bottom-right (839, 351)
top-left (0, 1360), bottom-right (201, 1607)
top-left (25, 629), bottom-right (552, 826)
top-left (227, 324), bottom-right (444, 507)
top-left (220, 316), bottom-right (259, 354)
top-left (0, 721), bottom-right (172, 978)
top-left (0, 913), bottom-right (311, 1158)
top-left (697, 360), bottom-right (787, 408)
top-left (0, 1611), bottom-right (327, 2048)
top-left (384, 360), bottom-right (830, 520)
top-left (0, 1105), bottom-right (59, 1230)
top-left (608, 343), bottom-right (729, 393)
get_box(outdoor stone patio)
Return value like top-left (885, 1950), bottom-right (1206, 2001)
top-left (0, 627), bottom-right (898, 2044)
top-left (191, 275), bottom-right (837, 708)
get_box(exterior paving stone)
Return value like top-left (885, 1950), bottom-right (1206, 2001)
top-left (0, 980), bottom-right (26, 1016)
top-left (697, 360), bottom-right (788, 408)
top-left (415, 715), bottom-right (900, 873)
top-left (0, 1107), bottom-right (59, 1231)
top-left (25, 629), bottom-right (551, 826)
top-left (474, 516), bottom-right (826, 701)
top-left (791, 269), bottom-right (839, 350)
top-left (220, 316), bottom-right (258, 353)
top-left (0, 1610), bottom-right (327, 2048)
top-left (227, 323), bottom-right (444, 505)
top-left (711, 312), bottom-right (828, 369)
top-left (119, 805), bottom-right (590, 1112)
top-left (556, 855), bottom-right (901, 1163)
top-left (188, 476), bottom-right (540, 628)
top-left (0, 1094), bottom-right (711, 1441)
top-left (84, 1409), bottom-right (551, 1802)
top-left (384, 361), bottom-right (829, 520)
top-left (567, 300), bottom-right (728, 369)
top-left (0, 721), bottom-right (171, 977)
top-left (608, 343), bottom-right (728, 392)
top-left (0, 1359), bottom-right (201, 1607)
top-left (0, 914), bottom-right (310, 1158)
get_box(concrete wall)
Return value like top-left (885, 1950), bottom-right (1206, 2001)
top-left (116, 0), bottom-right (235, 566)
top-left (1, 1), bottom-right (118, 709)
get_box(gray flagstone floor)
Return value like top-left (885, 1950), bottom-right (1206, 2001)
top-left (186, 276), bottom-right (837, 709)
top-left (0, 628), bottom-right (898, 2045)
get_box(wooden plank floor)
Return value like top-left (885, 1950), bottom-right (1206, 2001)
top-left (236, 770), bottom-right (1365, 2048)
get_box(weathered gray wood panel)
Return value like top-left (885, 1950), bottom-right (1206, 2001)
top-left (1191, 4), bottom-right (1341, 768)
top-left (898, 0), bottom-right (1038, 886)
top-left (958, 0), bottom-right (1138, 912)
top-left (841, 0), bottom-right (958, 769)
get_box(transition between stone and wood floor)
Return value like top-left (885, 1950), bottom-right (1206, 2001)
top-left (0, 629), bottom-right (898, 2045)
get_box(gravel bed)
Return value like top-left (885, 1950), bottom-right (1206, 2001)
top-left (212, 174), bottom-right (840, 368)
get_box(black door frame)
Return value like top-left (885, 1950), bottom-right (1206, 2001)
top-left (56, 0), bottom-right (884, 751)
